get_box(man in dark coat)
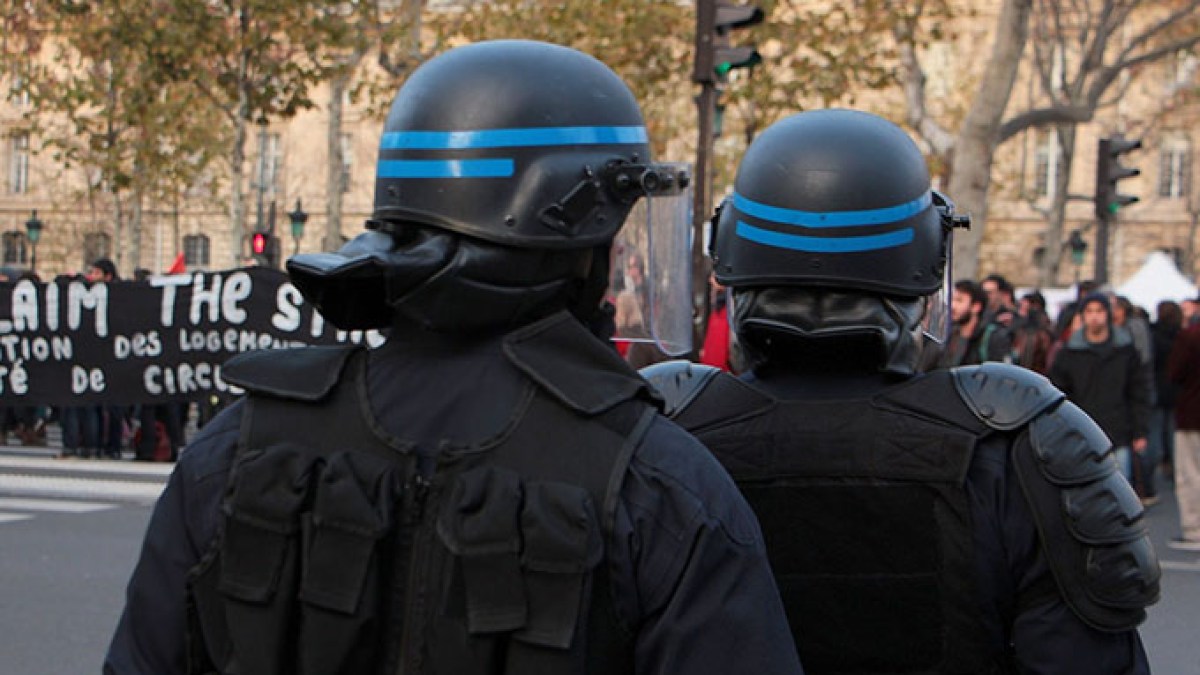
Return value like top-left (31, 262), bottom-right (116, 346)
top-left (1049, 293), bottom-right (1151, 481)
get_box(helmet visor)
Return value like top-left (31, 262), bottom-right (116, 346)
top-left (920, 228), bottom-right (953, 344)
top-left (610, 162), bottom-right (693, 356)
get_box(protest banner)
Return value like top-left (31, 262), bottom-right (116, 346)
top-left (0, 267), bottom-right (383, 406)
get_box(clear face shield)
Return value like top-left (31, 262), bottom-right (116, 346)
top-left (920, 190), bottom-right (970, 344)
top-left (608, 162), bottom-right (693, 356)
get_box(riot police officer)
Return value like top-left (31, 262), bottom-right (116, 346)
top-left (644, 109), bottom-right (1159, 674)
top-left (104, 41), bottom-right (802, 675)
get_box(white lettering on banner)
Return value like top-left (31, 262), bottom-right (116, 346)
top-left (152, 275), bottom-right (191, 327)
top-left (12, 279), bottom-right (39, 331)
top-left (45, 281), bottom-right (59, 331)
top-left (0, 360), bottom-right (30, 395)
top-left (272, 283), bottom-right (303, 332)
top-left (190, 273), bottom-right (222, 324)
top-left (71, 366), bottom-right (106, 394)
top-left (310, 310), bottom-right (324, 338)
top-left (0, 335), bottom-right (73, 363)
top-left (179, 328), bottom-right (310, 354)
top-left (222, 272), bottom-right (252, 325)
top-left (145, 362), bottom-right (231, 396)
top-left (67, 282), bottom-right (109, 337)
top-left (113, 332), bottom-right (163, 360)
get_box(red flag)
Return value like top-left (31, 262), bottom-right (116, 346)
top-left (166, 252), bottom-right (186, 275)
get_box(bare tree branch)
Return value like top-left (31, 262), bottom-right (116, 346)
top-left (998, 104), bottom-right (1094, 141)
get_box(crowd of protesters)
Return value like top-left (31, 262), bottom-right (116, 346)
top-left (0, 258), bottom-right (227, 462)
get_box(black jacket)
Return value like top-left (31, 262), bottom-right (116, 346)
top-left (1048, 327), bottom-right (1151, 446)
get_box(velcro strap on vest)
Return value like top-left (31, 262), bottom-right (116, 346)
top-left (438, 466), bottom-right (528, 634)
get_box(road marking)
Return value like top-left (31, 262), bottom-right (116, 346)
top-left (1161, 560), bottom-right (1200, 574)
top-left (0, 512), bottom-right (33, 523)
top-left (0, 497), bottom-right (115, 513)
top-left (0, 456), bottom-right (174, 477)
top-left (0, 474), bottom-right (164, 503)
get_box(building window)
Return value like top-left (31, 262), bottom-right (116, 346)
top-left (83, 231), bottom-right (112, 266)
top-left (1033, 130), bottom-right (1063, 198)
top-left (2, 230), bottom-right (27, 265)
top-left (1159, 136), bottom-right (1191, 199)
top-left (183, 234), bottom-right (211, 267)
top-left (9, 133), bottom-right (30, 194)
top-left (340, 133), bottom-right (353, 193)
top-left (255, 130), bottom-right (282, 195)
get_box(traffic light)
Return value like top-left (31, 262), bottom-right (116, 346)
top-left (250, 230), bottom-right (280, 268)
top-left (713, 3), bottom-right (763, 77)
top-left (1095, 135), bottom-right (1141, 219)
top-left (694, 1), bottom-right (763, 84)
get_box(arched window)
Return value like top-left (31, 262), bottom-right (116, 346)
top-left (183, 234), bottom-right (211, 267)
top-left (2, 230), bottom-right (27, 265)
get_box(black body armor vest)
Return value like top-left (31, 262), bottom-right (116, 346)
top-left (186, 313), bottom-right (658, 675)
top-left (643, 360), bottom-right (1159, 675)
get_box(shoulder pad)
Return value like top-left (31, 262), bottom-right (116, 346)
top-left (222, 345), bottom-right (360, 402)
top-left (639, 361), bottom-right (772, 432)
top-left (639, 360), bottom-right (723, 417)
top-left (952, 362), bottom-right (1064, 431)
top-left (503, 312), bottom-right (658, 415)
top-left (1012, 400), bottom-right (1161, 631)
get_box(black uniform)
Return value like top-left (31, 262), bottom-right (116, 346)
top-left (645, 360), bottom-right (1157, 675)
top-left (104, 315), bottom-right (802, 675)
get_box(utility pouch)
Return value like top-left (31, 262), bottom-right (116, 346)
top-left (200, 445), bottom-right (317, 675)
top-left (298, 451), bottom-right (401, 675)
top-left (438, 466), bottom-right (527, 635)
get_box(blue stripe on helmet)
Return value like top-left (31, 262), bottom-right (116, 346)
top-left (376, 159), bottom-right (514, 179)
top-left (736, 221), bottom-right (914, 253)
top-left (733, 191), bottom-right (932, 229)
top-left (380, 126), bottom-right (648, 150)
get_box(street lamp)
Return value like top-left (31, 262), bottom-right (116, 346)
top-left (1067, 229), bottom-right (1087, 284)
top-left (288, 198), bottom-right (308, 256)
top-left (24, 209), bottom-right (43, 275)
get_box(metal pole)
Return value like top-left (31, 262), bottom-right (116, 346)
top-left (691, 0), bottom-right (717, 355)
top-left (1095, 213), bottom-right (1110, 284)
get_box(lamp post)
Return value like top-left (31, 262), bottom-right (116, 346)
top-left (288, 198), bottom-right (308, 256)
top-left (1067, 229), bottom-right (1087, 285)
top-left (24, 209), bottom-right (43, 275)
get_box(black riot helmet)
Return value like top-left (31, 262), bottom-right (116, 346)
top-left (712, 109), bottom-right (957, 294)
top-left (710, 110), bottom-right (968, 375)
top-left (288, 40), bottom-right (679, 333)
top-left (372, 39), bottom-right (654, 249)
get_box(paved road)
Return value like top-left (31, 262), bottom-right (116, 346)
top-left (1, 444), bottom-right (1197, 674)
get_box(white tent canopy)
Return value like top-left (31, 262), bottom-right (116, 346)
top-left (1116, 251), bottom-right (1198, 314)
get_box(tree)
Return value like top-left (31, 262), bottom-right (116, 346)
top-left (897, 0), bottom-right (1200, 281)
top-left (153, 0), bottom-right (332, 267)
top-left (1, 0), bottom-right (226, 271)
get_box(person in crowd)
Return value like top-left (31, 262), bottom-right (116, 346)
top-left (644, 108), bottom-right (1158, 674)
top-left (105, 40), bottom-right (801, 675)
top-left (699, 272), bottom-right (737, 372)
top-left (1048, 293), bottom-right (1150, 481)
top-left (1011, 290), bottom-right (1056, 374)
top-left (1148, 300), bottom-right (1183, 501)
top-left (979, 272), bottom-right (1016, 328)
top-left (1167, 300), bottom-right (1200, 551)
top-left (86, 258), bottom-right (129, 459)
top-left (937, 279), bottom-right (1012, 367)
top-left (1054, 279), bottom-right (1101, 340)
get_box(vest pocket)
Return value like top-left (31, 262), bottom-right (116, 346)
top-left (437, 466), bottom-right (527, 635)
top-left (512, 481), bottom-right (601, 650)
top-left (215, 446), bottom-right (318, 675)
top-left (297, 451), bottom-right (399, 674)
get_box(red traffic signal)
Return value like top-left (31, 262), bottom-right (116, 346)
top-left (251, 231), bottom-right (269, 256)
